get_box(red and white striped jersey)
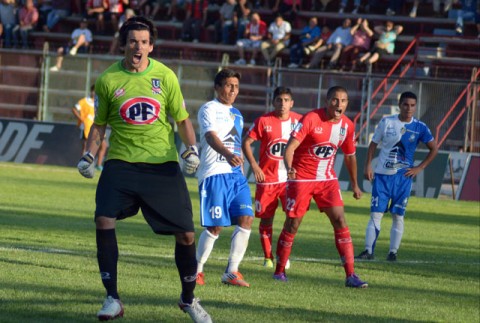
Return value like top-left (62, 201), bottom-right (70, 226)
top-left (291, 108), bottom-right (356, 181)
top-left (246, 111), bottom-right (302, 184)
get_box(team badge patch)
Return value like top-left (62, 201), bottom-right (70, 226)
top-left (151, 78), bottom-right (162, 95)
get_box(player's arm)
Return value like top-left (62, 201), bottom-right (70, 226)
top-left (176, 117), bottom-right (197, 147)
top-left (77, 123), bottom-right (106, 178)
top-left (344, 153), bottom-right (362, 200)
top-left (404, 139), bottom-right (438, 178)
top-left (242, 136), bottom-right (265, 182)
top-left (205, 131), bottom-right (243, 167)
top-left (364, 141), bottom-right (378, 181)
top-left (284, 137), bottom-right (300, 180)
top-left (71, 106), bottom-right (82, 123)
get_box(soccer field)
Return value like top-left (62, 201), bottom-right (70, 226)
top-left (0, 162), bottom-right (479, 323)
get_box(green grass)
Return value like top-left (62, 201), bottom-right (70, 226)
top-left (0, 162), bottom-right (479, 323)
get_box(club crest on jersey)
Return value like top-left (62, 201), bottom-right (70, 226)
top-left (119, 97), bottom-right (160, 125)
top-left (114, 88), bottom-right (125, 98)
top-left (151, 78), bottom-right (162, 95)
top-left (309, 142), bottom-right (336, 159)
top-left (264, 125), bottom-right (272, 132)
top-left (409, 133), bottom-right (416, 142)
top-left (314, 126), bottom-right (323, 134)
top-left (267, 138), bottom-right (288, 160)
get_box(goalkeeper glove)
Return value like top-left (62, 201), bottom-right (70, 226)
top-left (180, 145), bottom-right (200, 174)
top-left (77, 152), bottom-right (95, 178)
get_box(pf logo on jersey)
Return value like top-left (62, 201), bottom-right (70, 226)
top-left (309, 142), bottom-right (336, 159)
top-left (267, 138), bottom-right (287, 160)
top-left (119, 97), bottom-right (160, 125)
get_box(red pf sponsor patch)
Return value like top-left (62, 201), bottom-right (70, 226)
top-left (119, 97), bottom-right (160, 125)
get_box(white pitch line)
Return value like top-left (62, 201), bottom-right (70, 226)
top-left (1, 246), bottom-right (479, 266)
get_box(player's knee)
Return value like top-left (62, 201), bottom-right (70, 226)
top-left (95, 216), bottom-right (116, 229)
top-left (391, 214), bottom-right (404, 224)
top-left (175, 231), bottom-right (195, 245)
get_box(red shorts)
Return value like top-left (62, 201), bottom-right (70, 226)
top-left (254, 182), bottom-right (287, 218)
top-left (285, 180), bottom-right (344, 218)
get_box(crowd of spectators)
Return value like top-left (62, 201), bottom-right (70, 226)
top-left (0, 0), bottom-right (478, 69)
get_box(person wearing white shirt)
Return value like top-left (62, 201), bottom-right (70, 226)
top-left (260, 14), bottom-right (292, 66)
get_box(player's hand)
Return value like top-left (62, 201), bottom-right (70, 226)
top-left (364, 167), bottom-right (374, 181)
top-left (77, 152), bottom-right (95, 178)
top-left (287, 167), bottom-right (296, 180)
top-left (181, 145), bottom-right (200, 174)
top-left (352, 185), bottom-right (362, 200)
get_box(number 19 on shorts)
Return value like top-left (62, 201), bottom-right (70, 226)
top-left (209, 206), bottom-right (223, 219)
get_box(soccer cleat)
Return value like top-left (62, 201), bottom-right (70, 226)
top-left (386, 252), bottom-right (397, 261)
top-left (355, 250), bottom-right (375, 260)
top-left (221, 271), bottom-right (250, 287)
top-left (263, 258), bottom-right (274, 268)
top-left (273, 272), bottom-right (288, 282)
top-left (178, 297), bottom-right (212, 323)
top-left (196, 272), bottom-right (205, 286)
top-left (97, 296), bottom-right (124, 321)
top-left (345, 274), bottom-right (368, 288)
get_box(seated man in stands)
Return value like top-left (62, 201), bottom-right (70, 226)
top-left (234, 11), bottom-right (267, 65)
top-left (214, 0), bottom-right (236, 44)
top-left (180, 0), bottom-right (208, 43)
top-left (49, 18), bottom-right (93, 72)
top-left (304, 18), bottom-right (352, 70)
top-left (288, 17), bottom-right (321, 68)
top-left (340, 18), bottom-right (373, 71)
top-left (260, 14), bottom-right (291, 66)
top-left (357, 20), bottom-right (403, 69)
top-left (13, 0), bottom-right (39, 49)
top-left (86, 0), bottom-right (107, 34)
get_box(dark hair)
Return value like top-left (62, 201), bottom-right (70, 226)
top-left (214, 69), bottom-right (241, 87)
top-left (273, 86), bottom-right (293, 100)
top-left (399, 91), bottom-right (417, 104)
top-left (90, 84), bottom-right (95, 92)
top-left (119, 16), bottom-right (157, 47)
top-left (326, 86), bottom-right (348, 100)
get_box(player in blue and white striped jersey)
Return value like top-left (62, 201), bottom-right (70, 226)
top-left (356, 91), bottom-right (438, 261)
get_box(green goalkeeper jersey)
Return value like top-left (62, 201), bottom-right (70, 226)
top-left (94, 58), bottom-right (188, 164)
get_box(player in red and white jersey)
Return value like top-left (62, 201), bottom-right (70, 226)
top-left (273, 86), bottom-right (368, 288)
top-left (242, 87), bottom-right (302, 268)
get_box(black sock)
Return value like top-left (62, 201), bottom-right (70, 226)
top-left (175, 242), bottom-right (197, 304)
top-left (96, 229), bottom-right (119, 299)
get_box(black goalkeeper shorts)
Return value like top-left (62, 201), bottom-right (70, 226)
top-left (95, 159), bottom-right (195, 234)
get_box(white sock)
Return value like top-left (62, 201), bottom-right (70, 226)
top-left (365, 212), bottom-right (383, 254)
top-left (389, 214), bottom-right (404, 253)
top-left (196, 229), bottom-right (218, 273)
top-left (226, 226), bottom-right (251, 273)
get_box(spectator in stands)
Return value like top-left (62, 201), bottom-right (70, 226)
top-left (302, 24), bottom-right (331, 55)
top-left (340, 18), bottom-right (373, 71)
top-left (234, 11), bottom-right (267, 65)
top-left (449, 0), bottom-right (477, 35)
top-left (180, 0), bottom-right (208, 43)
top-left (288, 17), bottom-right (321, 68)
top-left (43, 0), bottom-right (71, 32)
top-left (0, 0), bottom-right (17, 48)
top-left (214, 0), bottom-right (236, 44)
top-left (86, 0), bottom-right (107, 34)
top-left (357, 20), bottom-right (403, 68)
top-left (409, 0), bottom-right (452, 18)
top-left (338, 0), bottom-right (361, 14)
top-left (49, 18), bottom-right (92, 72)
top-left (106, 0), bottom-right (129, 33)
top-left (260, 14), bottom-right (291, 66)
top-left (272, 0), bottom-right (299, 22)
top-left (13, 0), bottom-right (38, 49)
top-left (233, 0), bottom-right (252, 41)
top-left (304, 18), bottom-right (352, 70)
top-left (37, 0), bottom-right (52, 31)
top-left (108, 7), bottom-right (135, 54)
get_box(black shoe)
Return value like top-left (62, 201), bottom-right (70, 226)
top-left (386, 252), bottom-right (397, 261)
top-left (355, 250), bottom-right (374, 260)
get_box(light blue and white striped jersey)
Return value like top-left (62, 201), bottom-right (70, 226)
top-left (372, 114), bottom-right (434, 175)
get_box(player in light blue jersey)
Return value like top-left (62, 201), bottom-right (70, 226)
top-left (356, 91), bottom-right (438, 261)
top-left (195, 69), bottom-right (254, 287)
